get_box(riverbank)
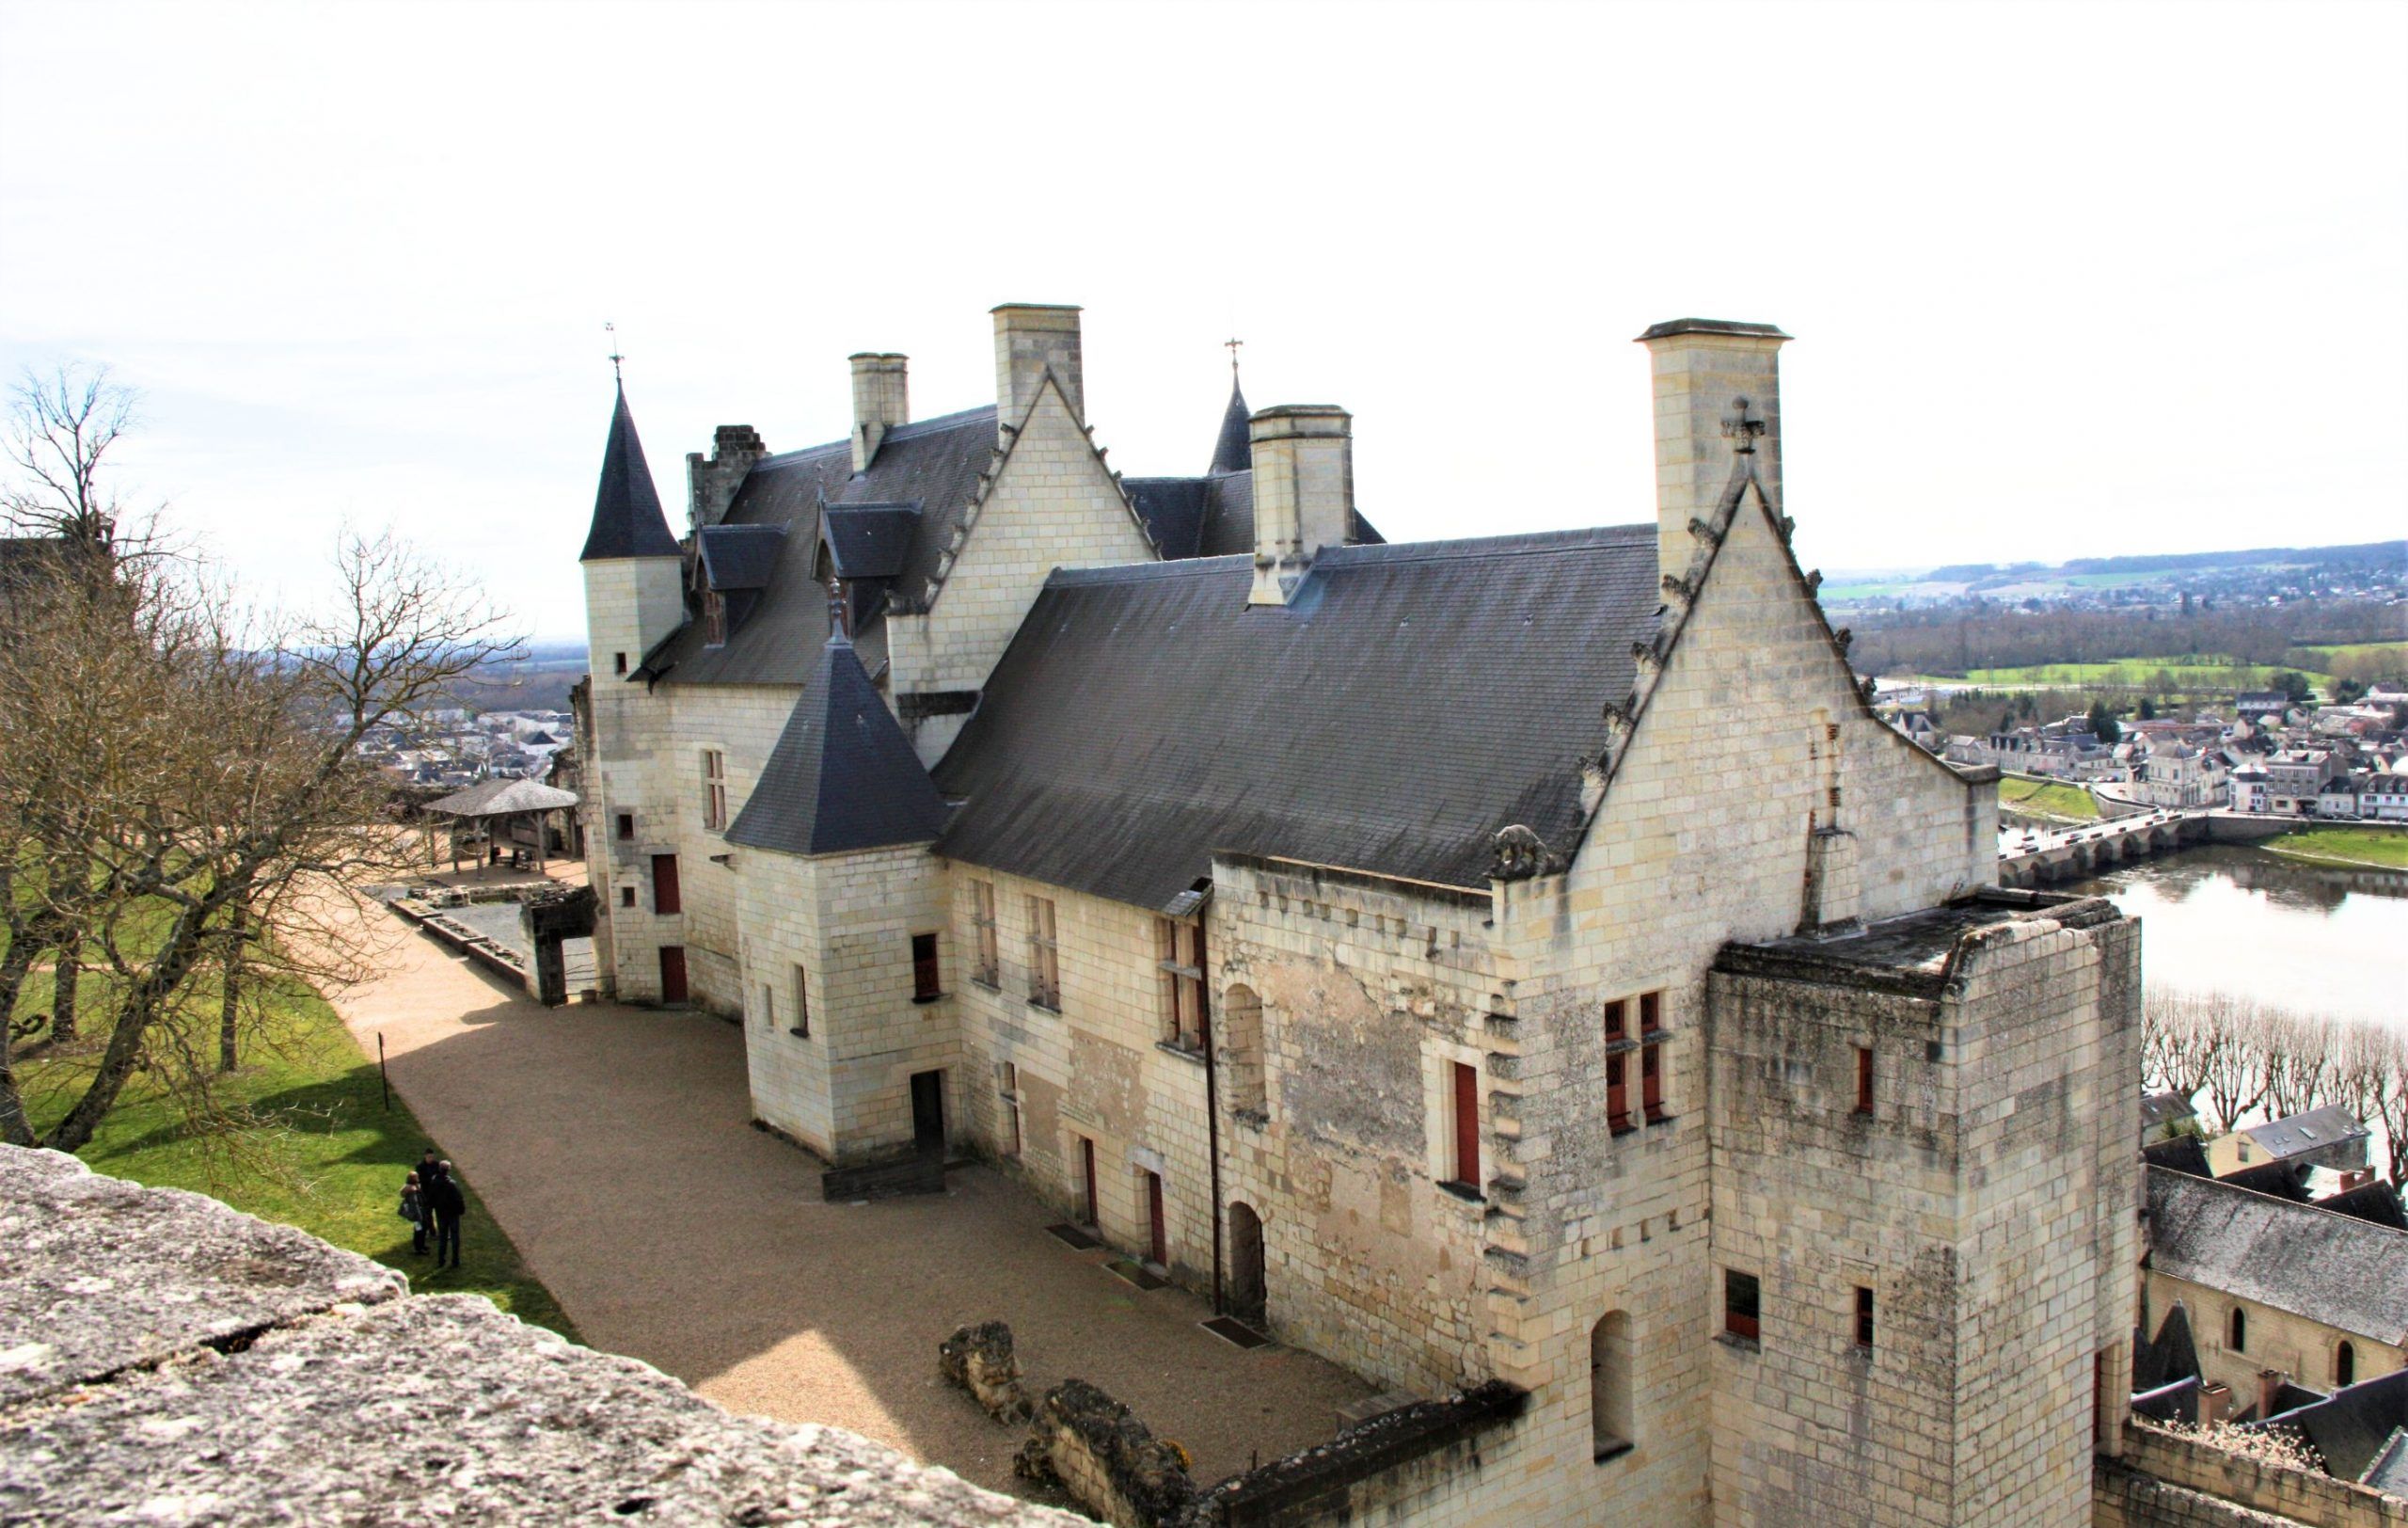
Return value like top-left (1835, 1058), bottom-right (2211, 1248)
top-left (2000, 774), bottom-right (2099, 822)
top-left (12, 978), bottom-right (575, 1339)
top-left (2262, 823), bottom-right (2408, 871)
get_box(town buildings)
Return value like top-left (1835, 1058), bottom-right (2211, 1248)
top-left (574, 305), bottom-right (2143, 1525)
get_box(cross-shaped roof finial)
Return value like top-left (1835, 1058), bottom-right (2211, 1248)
top-left (1225, 336), bottom-right (1243, 377)
top-left (1720, 395), bottom-right (1765, 454)
top-left (606, 321), bottom-right (624, 386)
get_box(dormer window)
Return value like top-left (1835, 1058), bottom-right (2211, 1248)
top-left (704, 590), bottom-right (727, 646)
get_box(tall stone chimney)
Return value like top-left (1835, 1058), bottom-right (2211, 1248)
top-left (992, 304), bottom-right (1084, 438)
top-left (1246, 405), bottom-right (1353, 607)
top-left (687, 423), bottom-right (768, 533)
top-left (849, 353), bottom-right (909, 472)
top-left (1635, 319), bottom-right (1791, 582)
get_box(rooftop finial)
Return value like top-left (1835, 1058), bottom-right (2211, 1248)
top-left (1720, 395), bottom-right (1765, 454)
top-left (1225, 335), bottom-right (1244, 377)
top-left (606, 321), bottom-right (624, 386)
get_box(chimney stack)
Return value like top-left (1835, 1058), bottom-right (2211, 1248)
top-left (1635, 319), bottom-right (1791, 585)
top-left (992, 304), bottom-right (1084, 440)
top-left (687, 423), bottom-right (768, 533)
top-left (849, 353), bottom-right (910, 473)
top-left (2197, 1382), bottom-right (2230, 1426)
top-left (1246, 405), bottom-right (1354, 607)
top-left (2258, 1370), bottom-right (2287, 1423)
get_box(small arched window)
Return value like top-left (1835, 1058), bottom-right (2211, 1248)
top-left (2336, 1341), bottom-right (2356, 1388)
top-left (1591, 1311), bottom-right (1634, 1462)
top-left (2229, 1307), bottom-right (2247, 1354)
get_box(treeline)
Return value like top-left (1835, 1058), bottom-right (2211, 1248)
top-left (2141, 991), bottom-right (2407, 1185)
top-left (1851, 600), bottom-right (2405, 680)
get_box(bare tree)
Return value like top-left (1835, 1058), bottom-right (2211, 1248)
top-left (2259, 1011), bottom-right (2337, 1121)
top-left (0, 527), bottom-right (519, 1152)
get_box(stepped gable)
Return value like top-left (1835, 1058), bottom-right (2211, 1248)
top-left (930, 526), bottom-right (1659, 912)
top-left (2146, 1166), bottom-right (2408, 1344)
top-left (644, 406), bottom-right (996, 687)
top-left (725, 631), bottom-right (951, 857)
top-left (578, 387), bottom-right (681, 562)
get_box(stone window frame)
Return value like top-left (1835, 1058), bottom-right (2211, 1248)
top-left (1721, 1267), bottom-right (1761, 1347)
top-left (701, 749), bottom-right (728, 832)
top-left (1853, 1285), bottom-right (1875, 1349)
top-left (1025, 896), bottom-right (1060, 1011)
top-left (1155, 916), bottom-right (1209, 1052)
top-left (789, 964), bottom-right (810, 1039)
top-left (1424, 1039), bottom-right (1489, 1204)
top-left (911, 931), bottom-right (943, 1003)
top-left (969, 881), bottom-right (1000, 988)
top-left (1605, 988), bottom-right (1673, 1132)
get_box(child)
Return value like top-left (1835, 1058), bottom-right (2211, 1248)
top-left (399, 1170), bottom-right (426, 1255)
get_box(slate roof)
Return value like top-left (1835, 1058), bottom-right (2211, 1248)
top-left (695, 524), bottom-right (786, 591)
top-left (424, 778), bottom-right (579, 818)
top-left (2142, 1091), bottom-right (2196, 1129)
top-left (2143, 1136), bottom-right (2213, 1178)
top-left (641, 407), bottom-right (998, 688)
top-left (930, 526), bottom-right (1661, 912)
top-left (820, 504), bottom-right (921, 580)
top-left (578, 389), bottom-right (681, 563)
top-left (2261, 1370), bottom-right (2408, 1485)
top-left (2132, 1303), bottom-right (2199, 1392)
top-left (2147, 1167), bottom-right (2408, 1343)
top-left (1124, 470), bottom-right (1382, 562)
top-left (2319, 1179), bottom-right (2408, 1230)
top-left (724, 633), bottom-right (951, 857)
top-left (1209, 377), bottom-right (1251, 475)
top-left (2237, 1106), bottom-right (2368, 1162)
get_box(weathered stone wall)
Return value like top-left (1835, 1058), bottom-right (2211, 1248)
top-left (2111, 1421), bottom-right (2408, 1527)
top-left (1176, 1380), bottom-right (1529, 1528)
top-left (737, 840), bottom-right (956, 1164)
top-left (0, 1146), bottom-right (1072, 1526)
top-left (1015, 1378), bottom-right (1196, 1528)
top-left (2147, 1270), bottom-right (2407, 1405)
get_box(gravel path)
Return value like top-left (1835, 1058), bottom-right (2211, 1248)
top-left (328, 890), bottom-right (1372, 1496)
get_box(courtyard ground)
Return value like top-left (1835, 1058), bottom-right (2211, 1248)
top-left (326, 881), bottom-right (1373, 1497)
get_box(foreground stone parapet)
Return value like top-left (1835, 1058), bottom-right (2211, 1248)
top-left (0, 1147), bottom-right (1075, 1526)
top-left (0, 1146), bottom-right (404, 1408)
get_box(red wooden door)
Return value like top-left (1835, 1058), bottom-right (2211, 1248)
top-left (652, 854), bottom-right (681, 915)
top-left (1146, 1170), bottom-right (1167, 1266)
top-left (1081, 1138), bottom-right (1099, 1225)
top-left (659, 946), bottom-right (688, 1003)
top-left (1452, 1062), bottom-right (1480, 1187)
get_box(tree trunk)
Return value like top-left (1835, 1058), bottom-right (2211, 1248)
top-left (51, 947), bottom-right (79, 1044)
top-left (218, 905), bottom-right (246, 1074)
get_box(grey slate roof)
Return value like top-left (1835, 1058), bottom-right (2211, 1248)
top-left (695, 524), bottom-right (787, 591)
top-left (1209, 377), bottom-right (1251, 475)
top-left (930, 526), bottom-right (1661, 912)
top-left (2319, 1179), bottom-right (2408, 1230)
top-left (1124, 470), bottom-right (1381, 562)
top-left (2261, 1370), bottom-right (2408, 1485)
top-left (641, 407), bottom-right (998, 688)
top-left (820, 504), bottom-right (921, 580)
top-left (2147, 1166), bottom-right (2408, 1343)
top-left (424, 778), bottom-right (579, 818)
top-left (578, 389), bottom-right (681, 562)
top-left (2141, 1091), bottom-right (2196, 1129)
top-left (2237, 1105), bottom-right (2368, 1162)
top-left (724, 634), bottom-right (951, 857)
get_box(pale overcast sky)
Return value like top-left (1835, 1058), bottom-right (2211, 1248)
top-left (3, 0), bottom-right (2402, 641)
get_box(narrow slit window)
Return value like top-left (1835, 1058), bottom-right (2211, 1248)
top-left (1855, 1045), bottom-right (1875, 1115)
top-left (613, 651), bottom-right (627, 675)
top-left (1854, 1286), bottom-right (1875, 1348)
top-left (615, 812), bottom-right (634, 840)
top-left (1450, 1061), bottom-right (1481, 1191)
top-left (791, 965), bottom-right (810, 1038)
top-left (912, 932), bottom-right (942, 1001)
top-left (1605, 999), bottom-right (1631, 1134)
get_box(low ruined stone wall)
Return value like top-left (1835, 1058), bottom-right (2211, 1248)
top-left (1175, 1380), bottom-right (1529, 1527)
top-left (1015, 1378), bottom-right (1196, 1528)
top-left (2104, 1422), bottom-right (2406, 1528)
top-left (0, 1145), bottom-right (1073, 1526)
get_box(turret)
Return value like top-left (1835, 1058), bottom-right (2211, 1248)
top-left (580, 386), bottom-right (686, 684)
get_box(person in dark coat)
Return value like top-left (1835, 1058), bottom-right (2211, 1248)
top-left (399, 1170), bottom-right (426, 1255)
top-left (426, 1159), bottom-right (467, 1269)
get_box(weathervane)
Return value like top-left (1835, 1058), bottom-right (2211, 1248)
top-left (1225, 335), bottom-right (1244, 376)
top-left (606, 321), bottom-right (624, 385)
top-left (1720, 395), bottom-right (1765, 454)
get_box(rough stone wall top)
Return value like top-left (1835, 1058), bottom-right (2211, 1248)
top-left (0, 1146), bottom-right (1074, 1527)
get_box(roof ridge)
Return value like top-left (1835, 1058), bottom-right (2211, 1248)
top-left (753, 405), bottom-right (999, 470)
top-left (2149, 1162), bottom-right (2408, 1237)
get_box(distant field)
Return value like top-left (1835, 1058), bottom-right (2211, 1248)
top-left (1899, 656), bottom-right (2337, 692)
top-left (1998, 776), bottom-right (2099, 820)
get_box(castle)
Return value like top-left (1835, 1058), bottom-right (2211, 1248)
top-left (574, 306), bottom-right (2142, 1525)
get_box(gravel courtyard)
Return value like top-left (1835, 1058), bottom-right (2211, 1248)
top-left (327, 887), bottom-right (1372, 1497)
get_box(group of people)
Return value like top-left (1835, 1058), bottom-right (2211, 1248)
top-left (398, 1149), bottom-right (467, 1268)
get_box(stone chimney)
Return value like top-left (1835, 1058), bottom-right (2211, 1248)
top-left (1246, 406), bottom-right (1354, 607)
top-left (2258, 1370), bottom-right (2287, 1422)
top-left (1635, 318), bottom-right (1791, 584)
top-left (687, 423), bottom-right (768, 533)
top-left (849, 353), bottom-right (909, 473)
top-left (992, 304), bottom-right (1084, 438)
top-left (2197, 1382), bottom-right (2231, 1425)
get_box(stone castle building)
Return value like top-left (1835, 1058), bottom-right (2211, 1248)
top-left (574, 305), bottom-right (2143, 1525)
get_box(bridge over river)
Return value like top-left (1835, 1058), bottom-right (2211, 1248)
top-left (1995, 807), bottom-right (2293, 888)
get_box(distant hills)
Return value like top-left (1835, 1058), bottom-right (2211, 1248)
top-left (1823, 540), bottom-right (2404, 607)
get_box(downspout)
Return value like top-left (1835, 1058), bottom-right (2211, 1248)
top-left (1199, 899), bottom-right (1225, 1316)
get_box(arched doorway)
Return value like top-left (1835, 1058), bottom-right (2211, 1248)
top-left (1228, 1201), bottom-right (1267, 1325)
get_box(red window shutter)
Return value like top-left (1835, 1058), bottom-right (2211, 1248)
top-left (1452, 1062), bottom-right (1481, 1188)
top-left (1641, 1043), bottom-right (1663, 1122)
top-left (1856, 1045), bottom-right (1875, 1114)
top-left (1604, 999), bottom-right (1625, 1042)
top-left (1607, 1053), bottom-right (1629, 1133)
top-left (1640, 991), bottom-right (1661, 1035)
top-left (652, 854), bottom-right (681, 915)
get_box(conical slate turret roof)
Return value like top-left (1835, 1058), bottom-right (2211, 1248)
top-left (1208, 375), bottom-right (1251, 475)
top-left (578, 387), bottom-right (682, 562)
top-left (724, 632), bottom-right (951, 856)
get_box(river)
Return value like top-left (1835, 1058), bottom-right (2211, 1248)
top-left (2061, 843), bottom-right (2406, 1030)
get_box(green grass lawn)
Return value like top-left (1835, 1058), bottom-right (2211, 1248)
top-left (15, 978), bottom-right (576, 1340)
top-left (2263, 825), bottom-right (2408, 870)
top-left (1952, 658), bottom-right (2337, 692)
top-left (1998, 775), bottom-right (2099, 820)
